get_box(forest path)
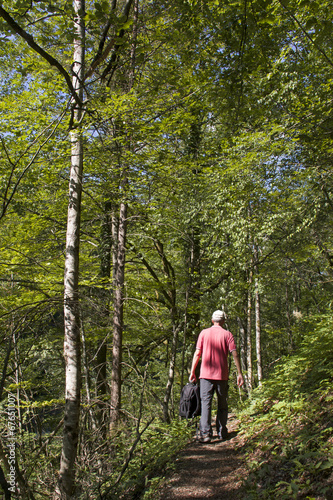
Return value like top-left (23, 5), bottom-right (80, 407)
top-left (157, 415), bottom-right (248, 499)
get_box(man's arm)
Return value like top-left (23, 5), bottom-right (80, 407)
top-left (232, 350), bottom-right (244, 387)
top-left (189, 349), bottom-right (201, 382)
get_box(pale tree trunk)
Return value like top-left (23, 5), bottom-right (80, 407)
top-left (254, 246), bottom-right (263, 386)
top-left (285, 259), bottom-right (295, 352)
top-left (286, 279), bottom-right (292, 346)
top-left (162, 317), bottom-right (179, 423)
top-left (152, 240), bottom-right (178, 422)
top-left (58, 0), bottom-right (85, 497)
top-left (180, 226), bottom-right (201, 389)
top-left (110, 200), bottom-right (127, 428)
top-left (253, 283), bottom-right (261, 384)
top-left (180, 291), bottom-right (189, 390)
top-left (254, 280), bottom-right (262, 386)
top-left (246, 268), bottom-right (253, 394)
top-left (142, 237), bottom-right (179, 422)
top-left (95, 202), bottom-right (112, 430)
top-left (237, 316), bottom-right (247, 377)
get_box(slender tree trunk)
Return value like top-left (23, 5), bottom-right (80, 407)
top-left (110, 200), bottom-right (127, 427)
top-left (109, 0), bottom-right (136, 427)
top-left (162, 318), bottom-right (179, 423)
top-left (96, 202), bottom-right (112, 428)
top-left (237, 316), bottom-right (247, 376)
top-left (180, 225), bottom-right (201, 388)
top-left (12, 331), bottom-right (22, 433)
top-left (286, 280), bottom-right (292, 347)
top-left (80, 313), bottom-right (98, 432)
top-left (246, 268), bottom-right (253, 394)
top-left (0, 462), bottom-right (11, 500)
top-left (254, 277), bottom-right (262, 386)
top-left (285, 258), bottom-right (294, 352)
top-left (180, 290), bottom-right (189, 390)
top-left (254, 246), bottom-right (262, 386)
top-left (58, 0), bottom-right (85, 496)
top-left (96, 341), bottom-right (108, 409)
top-left (152, 240), bottom-right (179, 422)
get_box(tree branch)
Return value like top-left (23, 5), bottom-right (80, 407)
top-left (101, 0), bottom-right (135, 82)
top-left (0, 5), bottom-right (82, 106)
top-left (85, 0), bottom-right (118, 79)
top-left (278, 0), bottom-right (333, 69)
top-left (0, 110), bottom-right (67, 221)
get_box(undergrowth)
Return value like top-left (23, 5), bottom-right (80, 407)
top-left (80, 418), bottom-right (194, 500)
top-left (238, 315), bottom-right (333, 499)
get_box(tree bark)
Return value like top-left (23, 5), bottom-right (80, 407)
top-left (254, 246), bottom-right (262, 386)
top-left (180, 291), bottom-right (189, 391)
top-left (95, 202), bottom-right (112, 428)
top-left (254, 277), bottom-right (262, 386)
top-left (110, 200), bottom-right (127, 427)
top-left (246, 268), bottom-right (253, 394)
top-left (58, 0), bottom-right (85, 497)
top-left (109, 0), bottom-right (136, 426)
top-left (237, 316), bottom-right (247, 377)
top-left (162, 319), bottom-right (179, 423)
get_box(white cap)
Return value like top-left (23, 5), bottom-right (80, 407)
top-left (212, 310), bottom-right (226, 322)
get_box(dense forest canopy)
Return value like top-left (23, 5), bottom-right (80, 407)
top-left (0, 0), bottom-right (332, 498)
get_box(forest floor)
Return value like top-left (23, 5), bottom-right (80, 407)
top-left (156, 414), bottom-right (249, 500)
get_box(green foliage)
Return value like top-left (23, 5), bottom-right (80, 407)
top-left (1, 0), bottom-right (333, 497)
top-left (74, 417), bottom-right (193, 500)
top-left (238, 315), bottom-right (333, 499)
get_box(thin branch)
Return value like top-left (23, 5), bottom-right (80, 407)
top-left (85, 0), bottom-right (118, 79)
top-left (28, 418), bottom-right (64, 471)
top-left (0, 338), bottom-right (12, 402)
top-left (101, 363), bottom-right (154, 498)
top-left (132, 250), bottom-right (172, 307)
top-left (0, 5), bottom-right (82, 106)
top-left (26, 12), bottom-right (62, 26)
top-left (278, 0), bottom-right (333, 69)
top-left (101, 0), bottom-right (135, 82)
top-left (0, 110), bottom-right (67, 221)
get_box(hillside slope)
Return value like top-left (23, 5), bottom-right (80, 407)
top-left (238, 315), bottom-right (333, 499)
top-left (153, 315), bottom-right (333, 500)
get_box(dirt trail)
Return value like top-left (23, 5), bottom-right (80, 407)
top-left (158, 416), bottom-right (248, 500)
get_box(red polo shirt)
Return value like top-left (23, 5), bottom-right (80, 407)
top-left (196, 325), bottom-right (236, 380)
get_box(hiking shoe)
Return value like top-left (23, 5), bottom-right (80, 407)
top-left (199, 434), bottom-right (211, 443)
top-left (221, 427), bottom-right (229, 440)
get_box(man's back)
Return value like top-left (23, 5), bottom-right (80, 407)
top-left (190, 310), bottom-right (244, 442)
top-left (196, 325), bottom-right (236, 380)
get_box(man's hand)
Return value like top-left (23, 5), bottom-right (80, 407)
top-left (189, 349), bottom-right (201, 384)
top-left (237, 374), bottom-right (244, 387)
top-left (232, 350), bottom-right (244, 388)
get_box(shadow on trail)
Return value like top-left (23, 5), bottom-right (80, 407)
top-left (159, 432), bottom-right (246, 500)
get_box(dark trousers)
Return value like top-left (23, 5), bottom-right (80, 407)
top-left (199, 379), bottom-right (229, 437)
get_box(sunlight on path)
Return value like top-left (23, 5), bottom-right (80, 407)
top-left (158, 417), bottom-right (247, 499)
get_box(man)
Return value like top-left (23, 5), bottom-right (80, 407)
top-left (189, 310), bottom-right (244, 443)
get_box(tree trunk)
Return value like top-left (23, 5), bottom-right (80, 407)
top-left (237, 316), bottom-right (247, 377)
top-left (254, 277), bottom-right (262, 386)
top-left (246, 268), bottom-right (253, 394)
top-left (180, 225), bottom-right (201, 389)
top-left (180, 291), bottom-right (189, 391)
top-left (58, 0), bottom-right (85, 496)
top-left (110, 200), bottom-right (127, 428)
top-left (162, 319), bottom-right (179, 423)
top-left (95, 202), bottom-right (112, 428)
top-left (254, 246), bottom-right (262, 386)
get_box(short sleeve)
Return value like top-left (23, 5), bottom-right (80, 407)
top-left (196, 331), bottom-right (203, 351)
top-left (228, 332), bottom-right (237, 352)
